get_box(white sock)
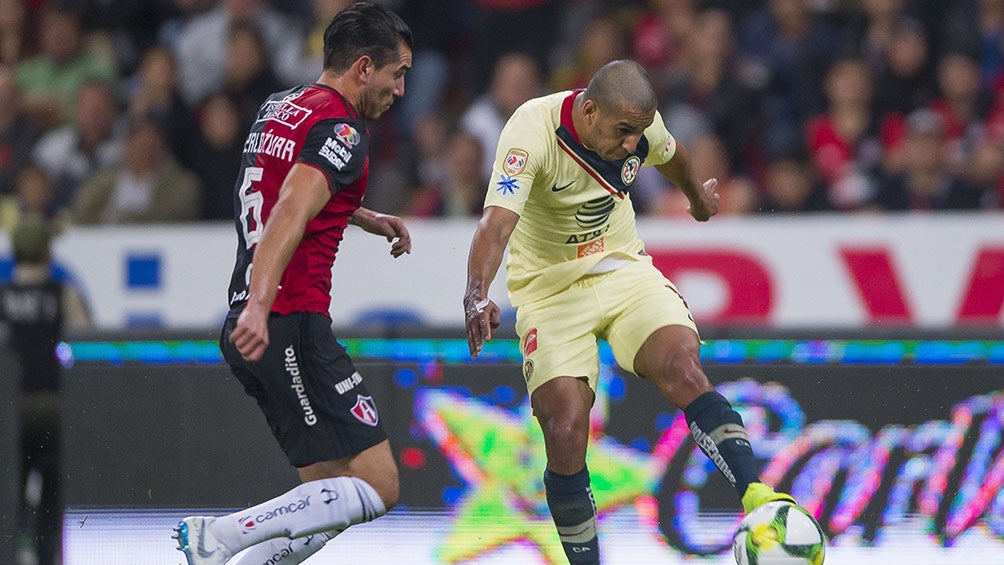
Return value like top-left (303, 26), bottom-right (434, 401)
top-left (209, 476), bottom-right (386, 553)
top-left (230, 529), bottom-right (340, 565)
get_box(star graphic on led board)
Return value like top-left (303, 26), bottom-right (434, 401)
top-left (414, 377), bottom-right (671, 564)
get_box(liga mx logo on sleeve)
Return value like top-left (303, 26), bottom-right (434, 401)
top-left (351, 395), bottom-right (379, 426)
top-left (503, 148), bottom-right (528, 175)
top-left (334, 123), bottom-right (360, 148)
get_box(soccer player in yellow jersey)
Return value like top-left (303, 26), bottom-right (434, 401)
top-left (464, 60), bottom-right (800, 564)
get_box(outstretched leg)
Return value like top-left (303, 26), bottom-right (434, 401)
top-left (532, 376), bottom-right (600, 564)
top-left (176, 440), bottom-right (397, 565)
top-left (634, 326), bottom-right (794, 511)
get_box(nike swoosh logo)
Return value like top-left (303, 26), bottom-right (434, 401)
top-left (551, 181), bottom-right (573, 192)
top-left (196, 523), bottom-right (216, 558)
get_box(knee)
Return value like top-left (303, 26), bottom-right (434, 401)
top-left (650, 342), bottom-right (711, 403)
top-left (531, 378), bottom-right (594, 471)
top-left (657, 340), bottom-right (702, 379)
top-left (536, 404), bottom-right (590, 466)
top-left (541, 413), bottom-right (588, 447)
top-left (534, 391), bottom-right (589, 446)
top-left (636, 328), bottom-right (702, 378)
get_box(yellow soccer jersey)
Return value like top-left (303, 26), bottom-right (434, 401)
top-left (484, 90), bottom-right (678, 306)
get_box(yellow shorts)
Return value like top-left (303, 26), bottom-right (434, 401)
top-left (514, 260), bottom-right (699, 396)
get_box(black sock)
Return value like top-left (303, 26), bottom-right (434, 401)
top-left (543, 466), bottom-right (600, 564)
top-left (684, 390), bottom-right (759, 498)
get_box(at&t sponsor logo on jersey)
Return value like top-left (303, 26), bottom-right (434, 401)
top-left (239, 496), bottom-right (312, 534)
top-left (244, 129), bottom-right (296, 162)
top-left (319, 136), bottom-right (353, 170)
top-left (565, 195), bottom-right (614, 244)
top-left (566, 226), bottom-right (609, 244)
top-left (351, 395), bottom-right (379, 426)
top-left (285, 346), bottom-right (318, 426)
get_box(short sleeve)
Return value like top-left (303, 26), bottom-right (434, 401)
top-left (298, 118), bottom-right (369, 193)
top-left (644, 110), bottom-right (677, 166)
top-left (483, 104), bottom-right (549, 216)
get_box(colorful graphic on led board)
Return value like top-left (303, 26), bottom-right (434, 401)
top-left (410, 370), bottom-right (1004, 562)
top-left (62, 339), bottom-right (1004, 563)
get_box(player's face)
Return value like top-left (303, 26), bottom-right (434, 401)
top-left (359, 44), bottom-right (412, 120)
top-left (585, 103), bottom-right (655, 161)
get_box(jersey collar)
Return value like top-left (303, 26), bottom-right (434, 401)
top-left (311, 83), bottom-right (360, 120)
top-left (560, 89), bottom-right (584, 144)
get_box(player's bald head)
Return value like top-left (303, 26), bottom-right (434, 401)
top-left (583, 60), bottom-right (657, 114)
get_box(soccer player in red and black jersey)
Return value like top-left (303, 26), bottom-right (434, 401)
top-left (175, 4), bottom-right (413, 564)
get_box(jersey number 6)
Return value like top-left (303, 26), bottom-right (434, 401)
top-left (238, 166), bottom-right (264, 249)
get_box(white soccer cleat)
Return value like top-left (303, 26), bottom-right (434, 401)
top-left (173, 516), bottom-right (233, 565)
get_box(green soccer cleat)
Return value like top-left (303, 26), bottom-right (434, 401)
top-left (742, 482), bottom-right (797, 514)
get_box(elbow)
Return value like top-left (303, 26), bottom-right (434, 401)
top-left (479, 206), bottom-right (519, 244)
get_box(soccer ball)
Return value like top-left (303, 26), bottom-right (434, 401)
top-left (732, 501), bottom-right (826, 565)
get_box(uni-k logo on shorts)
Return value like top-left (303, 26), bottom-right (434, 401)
top-left (351, 395), bottom-right (379, 426)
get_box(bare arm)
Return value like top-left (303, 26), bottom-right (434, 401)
top-left (464, 205), bottom-right (520, 358)
top-left (229, 164), bottom-right (330, 362)
top-left (349, 206), bottom-right (412, 257)
top-left (654, 141), bottom-right (720, 221)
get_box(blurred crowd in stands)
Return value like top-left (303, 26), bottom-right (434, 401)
top-left (2, 0), bottom-right (1004, 230)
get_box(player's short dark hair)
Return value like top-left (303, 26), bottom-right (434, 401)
top-left (584, 60), bottom-right (657, 114)
top-left (322, 2), bottom-right (413, 74)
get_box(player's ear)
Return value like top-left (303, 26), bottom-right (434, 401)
top-left (581, 99), bottom-right (597, 126)
top-left (353, 55), bottom-right (373, 83)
